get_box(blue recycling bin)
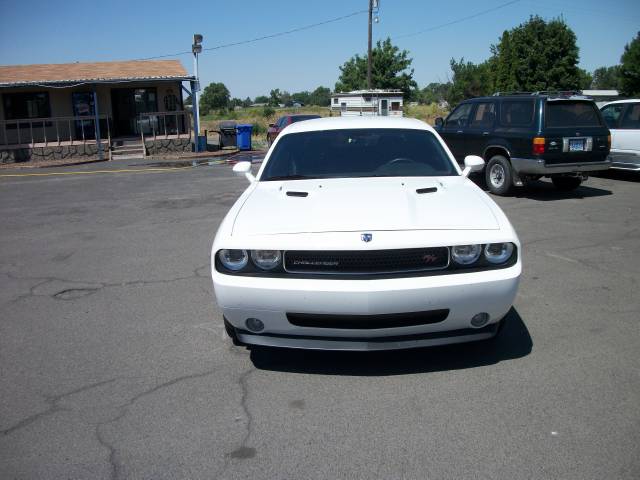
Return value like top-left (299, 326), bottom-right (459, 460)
top-left (236, 124), bottom-right (253, 151)
top-left (197, 135), bottom-right (207, 152)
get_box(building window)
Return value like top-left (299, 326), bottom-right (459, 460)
top-left (391, 101), bottom-right (401, 112)
top-left (333, 98), bottom-right (338, 104)
top-left (3, 92), bottom-right (51, 120)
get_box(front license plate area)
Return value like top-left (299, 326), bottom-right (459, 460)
top-left (569, 139), bottom-right (585, 152)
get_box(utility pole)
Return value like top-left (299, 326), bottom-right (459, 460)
top-left (192, 34), bottom-right (203, 152)
top-left (367, 0), bottom-right (373, 90)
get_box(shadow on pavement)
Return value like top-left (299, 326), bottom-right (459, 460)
top-left (470, 174), bottom-right (612, 201)
top-left (592, 169), bottom-right (640, 183)
top-left (249, 307), bottom-right (532, 376)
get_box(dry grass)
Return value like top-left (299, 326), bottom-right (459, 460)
top-left (199, 103), bottom-right (449, 141)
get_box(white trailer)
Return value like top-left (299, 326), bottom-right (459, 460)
top-left (330, 90), bottom-right (404, 117)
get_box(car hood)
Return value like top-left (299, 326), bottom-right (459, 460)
top-left (232, 177), bottom-right (500, 236)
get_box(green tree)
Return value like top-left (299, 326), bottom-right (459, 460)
top-left (446, 59), bottom-right (495, 105)
top-left (292, 91), bottom-right (310, 105)
top-left (199, 82), bottom-right (230, 114)
top-left (242, 97), bottom-right (252, 108)
top-left (269, 89), bottom-right (282, 106)
top-left (254, 95), bottom-right (269, 104)
top-left (419, 82), bottom-right (451, 105)
top-left (620, 32), bottom-right (640, 96)
top-left (335, 38), bottom-right (417, 98)
top-left (591, 66), bottom-right (621, 89)
top-left (491, 16), bottom-right (583, 92)
top-left (308, 86), bottom-right (331, 106)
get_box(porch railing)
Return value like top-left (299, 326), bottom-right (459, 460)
top-left (137, 111), bottom-right (192, 142)
top-left (0, 114), bottom-right (111, 148)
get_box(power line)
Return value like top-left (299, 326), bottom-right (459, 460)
top-left (393, 0), bottom-right (521, 40)
top-left (135, 9), bottom-right (368, 61)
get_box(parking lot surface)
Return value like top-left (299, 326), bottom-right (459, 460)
top-left (1, 162), bottom-right (639, 479)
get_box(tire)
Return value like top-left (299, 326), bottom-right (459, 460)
top-left (224, 317), bottom-right (243, 346)
top-left (485, 155), bottom-right (513, 196)
top-left (551, 176), bottom-right (582, 191)
top-left (266, 135), bottom-right (272, 148)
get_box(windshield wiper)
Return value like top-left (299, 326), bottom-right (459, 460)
top-left (263, 175), bottom-right (318, 181)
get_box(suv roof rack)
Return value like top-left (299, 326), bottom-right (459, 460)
top-left (491, 90), bottom-right (586, 98)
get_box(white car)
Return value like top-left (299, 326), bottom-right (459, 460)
top-left (211, 117), bottom-right (521, 351)
top-left (600, 99), bottom-right (640, 171)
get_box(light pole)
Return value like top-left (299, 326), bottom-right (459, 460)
top-left (192, 34), bottom-right (203, 152)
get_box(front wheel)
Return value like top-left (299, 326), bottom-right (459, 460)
top-left (485, 155), bottom-right (513, 196)
top-left (551, 176), bottom-right (582, 191)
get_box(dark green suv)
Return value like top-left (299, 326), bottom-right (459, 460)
top-left (435, 93), bottom-right (611, 195)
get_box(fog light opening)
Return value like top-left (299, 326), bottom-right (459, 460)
top-left (245, 318), bottom-right (264, 332)
top-left (470, 312), bottom-right (490, 328)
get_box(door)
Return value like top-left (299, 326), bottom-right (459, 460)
top-left (607, 102), bottom-right (640, 168)
top-left (72, 92), bottom-right (96, 140)
top-left (110, 88), bottom-right (158, 137)
top-left (466, 101), bottom-right (496, 156)
top-left (111, 89), bottom-right (135, 136)
top-left (380, 99), bottom-right (388, 116)
top-left (440, 103), bottom-right (473, 162)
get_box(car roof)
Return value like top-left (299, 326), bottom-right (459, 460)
top-left (600, 99), bottom-right (640, 106)
top-left (281, 116), bottom-right (433, 134)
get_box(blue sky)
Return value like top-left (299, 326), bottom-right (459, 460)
top-left (1, 0), bottom-right (638, 98)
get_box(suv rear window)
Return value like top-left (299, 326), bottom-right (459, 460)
top-left (546, 101), bottom-right (602, 127)
top-left (500, 100), bottom-right (535, 127)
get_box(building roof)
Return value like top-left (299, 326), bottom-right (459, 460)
top-left (332, 89), bottom-right (404, 98)
top-left (0, 60), bottom-right (193, 87)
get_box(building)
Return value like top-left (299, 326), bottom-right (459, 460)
top-left (0, 60), bottom-right (195, 163)
top-left (330, 90), bottom-right (404, 117)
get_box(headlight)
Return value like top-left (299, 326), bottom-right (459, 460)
top-left (218, 249), bottom-right (249, 271)
top-left (484, 243), bottom-right (514, 264)
top-left (451, 244), bottom-right (481, 265)
top-left (250, 250), bottom-right (282, 270)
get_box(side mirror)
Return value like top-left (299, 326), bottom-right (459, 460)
top-left (434, 117), bottom-right (444, 128)
top-left (268, 123), bottom-right (275, 128)
top-left (462, 155), bottom-right (484, 177)
top-left (232, 161), bottom-right (255, 183)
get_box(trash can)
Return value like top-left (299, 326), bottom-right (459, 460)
top-left (218, 121), bottom-right (237, 148)
top-left (236, 124), bottom-right (253, 151)
top-left (197, 135), bottom-right (207, 152)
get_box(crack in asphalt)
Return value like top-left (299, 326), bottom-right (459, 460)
top-left (3, 263), bottom-right (210, 303)
top-left (1, 378), bottom-right (119, 436)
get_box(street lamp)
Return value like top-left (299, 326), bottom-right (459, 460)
top-left (192, 34), bottom-right (203, 152)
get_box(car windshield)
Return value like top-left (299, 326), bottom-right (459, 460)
top-left (545, 101), bottom-right (602, 127)
top-left (261, 128), bottom-right (458, 180)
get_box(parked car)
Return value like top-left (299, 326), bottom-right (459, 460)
top-left (212, 117), bottom-right (521, 351)
top-left (600, 99), bottom-right (640, 171)
top-left (434, 93), bottom-right (611, 195)
top-left (266, 114), bottom-right (321, 146)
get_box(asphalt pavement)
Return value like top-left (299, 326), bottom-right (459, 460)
top-left (1, 160), bottom-right (639, 479)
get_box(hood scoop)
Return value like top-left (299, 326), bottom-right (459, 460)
top-left (286, 191), bottom-right (308, 197)
top-left (416, 187), bottom-right (438, 194)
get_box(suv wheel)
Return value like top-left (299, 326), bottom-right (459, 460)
top-left (485, 155), bottom-right (513, 195)
top-left (551, 176), bottom-right (582, 191)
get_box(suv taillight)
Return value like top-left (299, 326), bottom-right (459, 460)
top-left (533, 137), bottom-right (545, 155)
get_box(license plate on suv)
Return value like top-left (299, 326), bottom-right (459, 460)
top-left (569, 139), bottom-right (585, 152)
top-left (563, 137), bottom-right (592, 153)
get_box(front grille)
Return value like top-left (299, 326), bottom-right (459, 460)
top-left (287, 309), bottom-right (450, 329)
top-left (283, 247), bottom-right (449, 275)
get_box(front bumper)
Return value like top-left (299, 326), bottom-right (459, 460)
top-left (511, 157), bottom-right (611, 175)
top-left (213, 264), bottom-right (521, 351)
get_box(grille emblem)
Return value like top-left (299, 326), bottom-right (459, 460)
top-left (361, 233), bottom-right (372, 242)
